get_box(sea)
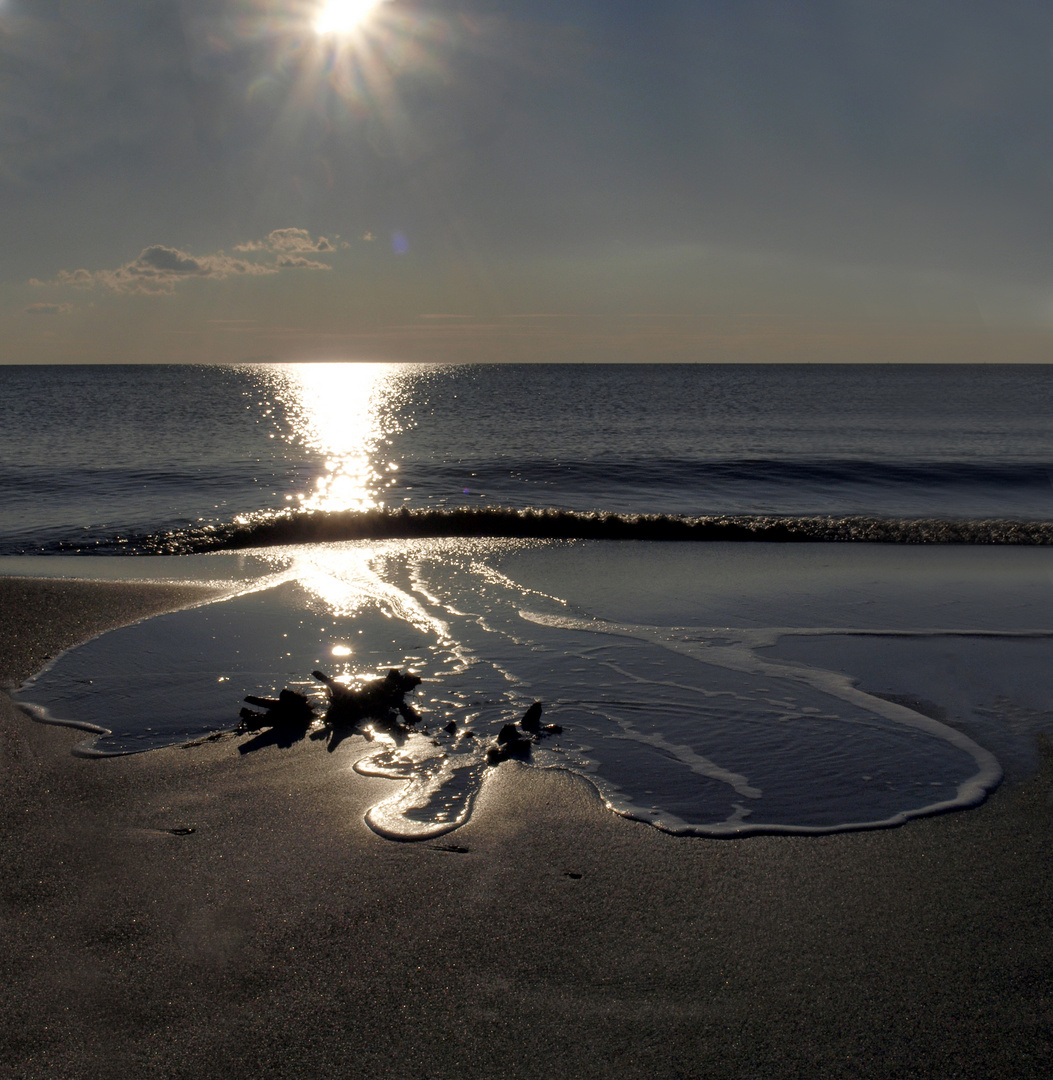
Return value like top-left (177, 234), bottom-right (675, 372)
top-left (4, 362), bottom-right (1053, 840)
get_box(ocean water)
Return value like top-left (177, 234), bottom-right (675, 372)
top-left (5, 362), bottom-right (1053, 839)
top-left (3, 362), bottom-right (1053, 554)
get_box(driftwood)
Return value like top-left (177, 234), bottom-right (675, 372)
top-left (313, 668), bottom-right (423, 730)
top-left (237, 676), bottom-right (565, 761)
top-left (238, 689), bottom-right (316, 733)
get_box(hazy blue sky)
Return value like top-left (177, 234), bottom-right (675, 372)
top-left (3, 0), bottom-right (1053, 362)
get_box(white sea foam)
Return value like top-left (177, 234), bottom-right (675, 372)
top-left (521, 610), bottom-right (1008, 833)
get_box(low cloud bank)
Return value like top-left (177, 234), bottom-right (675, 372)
top-left (34, 229), bottom-right (334, 296)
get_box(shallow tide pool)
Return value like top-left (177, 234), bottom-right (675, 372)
top-left (11, 541), bottom-right (1053, 839)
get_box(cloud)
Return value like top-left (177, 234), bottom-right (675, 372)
top-left (38, 229), bottom-right (335, 295)
top-left (44, 245), bottom-right (276, 295)
top-left (276, 256), bottom-right (331, 270)
top-left (234, 228), bottom-right (335, 254)
top-left (24, 302), bottom-right (72, 315)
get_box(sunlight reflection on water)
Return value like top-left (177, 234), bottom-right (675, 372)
top-left (259, 362), bottom-right (410, 513)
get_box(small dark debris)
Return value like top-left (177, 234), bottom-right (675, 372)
top-left (520, 702), bottom-right (561, 737)
top-left (520, 701), bottom-right (543, 733)
top-left (164, 827), bottom-right (196, 836)
top-left (429, 843), bottom-right (470, 853)
top-left (487, 724), bottom-right (532, 764)
top-left (564, 871), bottom-right (582, 879)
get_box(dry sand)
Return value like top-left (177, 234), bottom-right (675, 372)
top-left (1, 577), bottom-right (1051, 1079)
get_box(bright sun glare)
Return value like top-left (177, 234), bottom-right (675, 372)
top-left (315, 0), bottom-right (383, 35)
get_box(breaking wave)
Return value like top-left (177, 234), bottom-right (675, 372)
top-left (92, 507), bottom-right (1053, 554)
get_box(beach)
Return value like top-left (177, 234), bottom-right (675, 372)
top-left (2, 575), bottom-right (1052, 1079)
top-left (7, 0), bottom-right (1053, 1066)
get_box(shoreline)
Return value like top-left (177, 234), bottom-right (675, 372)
top-left (2, 577), bottom-right (1052, 1078)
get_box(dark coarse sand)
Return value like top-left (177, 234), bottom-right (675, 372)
top-left (1, 577), bottom-right (1051, 1079)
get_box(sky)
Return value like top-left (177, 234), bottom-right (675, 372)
top-left (2, 0), bottom-right (1053, 363)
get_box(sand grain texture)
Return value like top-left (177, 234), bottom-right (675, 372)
top-left (1, 578), bottom-right (1052, 1079)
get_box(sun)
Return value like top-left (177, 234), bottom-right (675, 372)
top-left (314, 0), bottom-right (384, 35)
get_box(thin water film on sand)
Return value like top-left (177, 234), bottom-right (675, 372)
top-left (14, 542), bottom-right (1053, 839)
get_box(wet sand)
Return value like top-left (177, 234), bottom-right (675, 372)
top-left (1, 577), bottom-right (1052, 1079)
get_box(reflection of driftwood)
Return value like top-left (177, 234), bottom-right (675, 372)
top-left (486, 701), bottom-right (562, 764)
top-left (313, 668), bottom-right (422, 731)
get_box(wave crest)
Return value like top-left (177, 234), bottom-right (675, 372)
top-left (124, 507), bottom-right (1053, 554)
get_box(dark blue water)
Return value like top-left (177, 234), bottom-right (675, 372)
top-left (2, 362), bottom-right (1053, 554)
